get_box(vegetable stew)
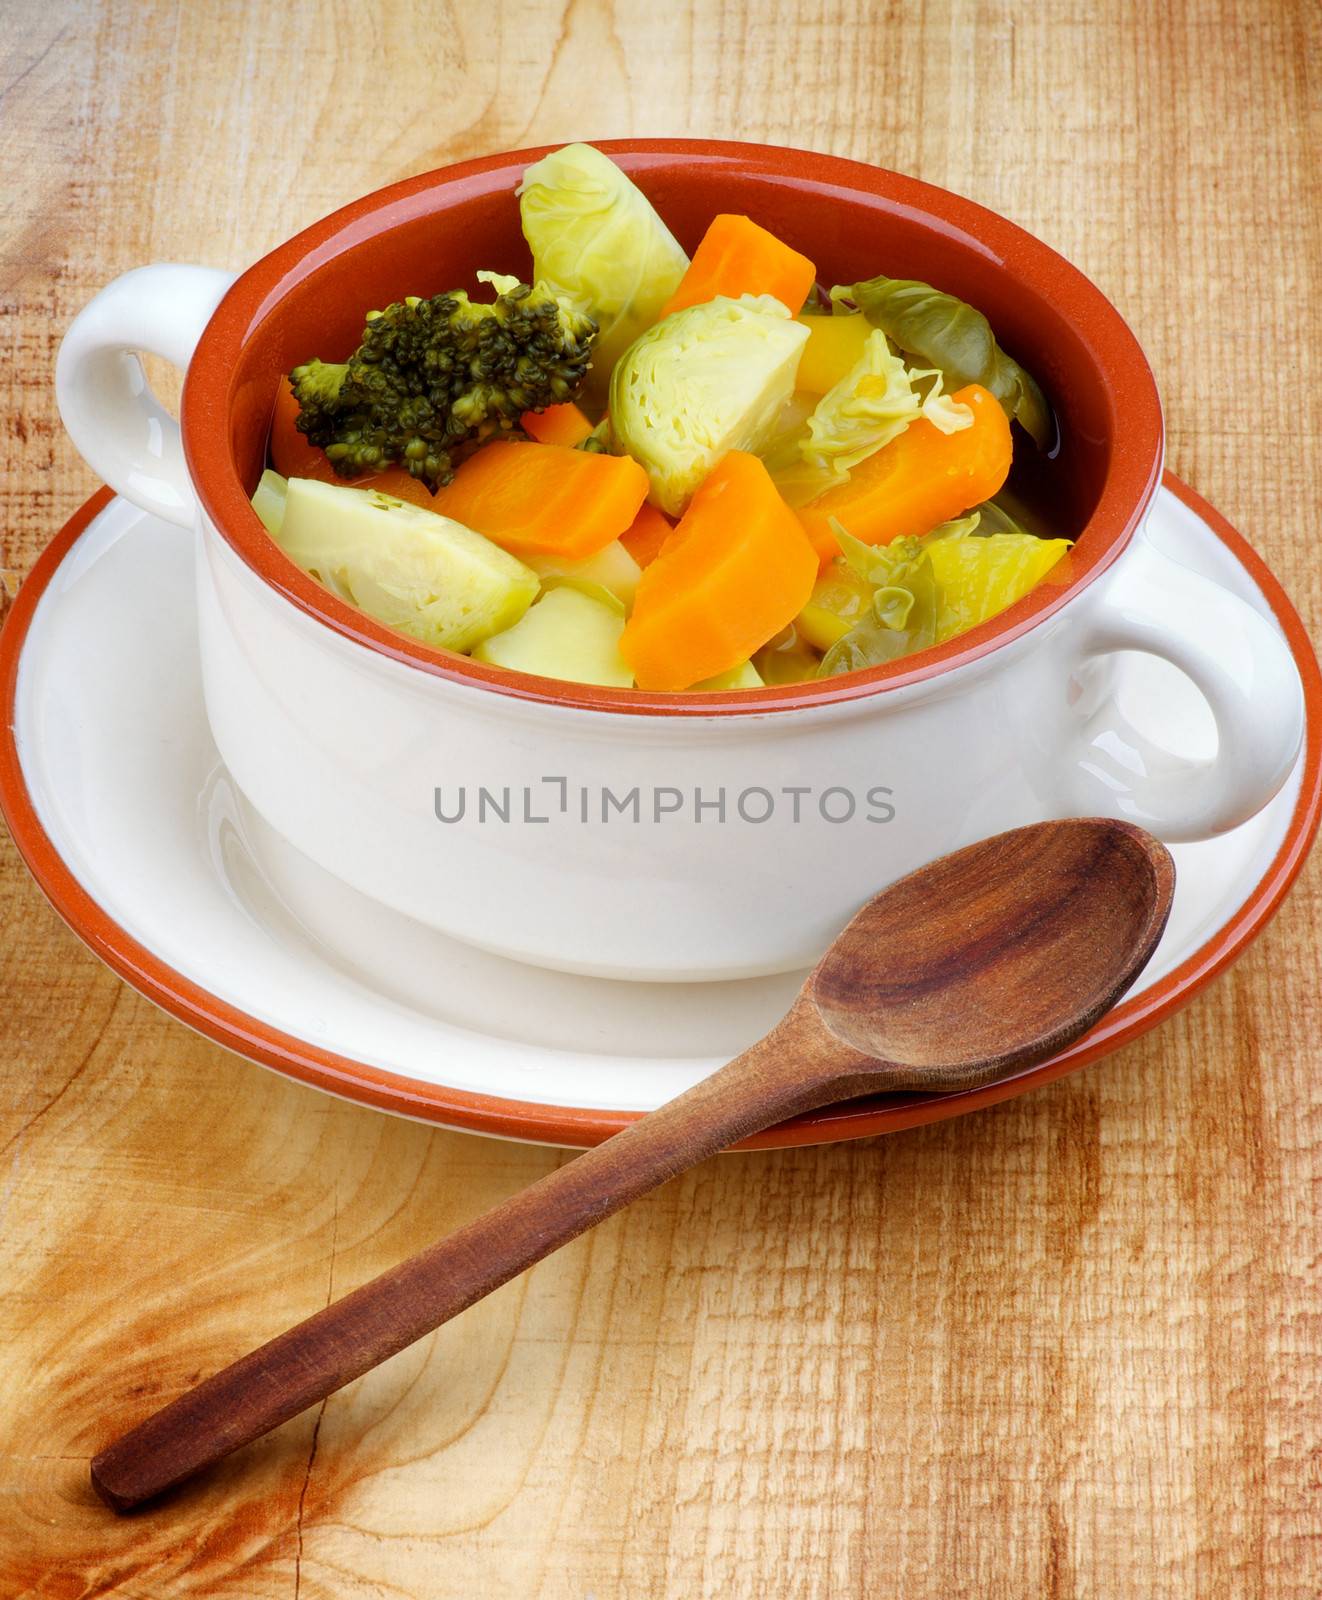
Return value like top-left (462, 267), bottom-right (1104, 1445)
top-left (254, 143), bottom-right (1072, 692)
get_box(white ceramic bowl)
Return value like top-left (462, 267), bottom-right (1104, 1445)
top-left (54, 142), bottom-right (1305, 980)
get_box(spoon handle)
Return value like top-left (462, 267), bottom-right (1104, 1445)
top-left (91, 1022), bottom-right (841, 1512)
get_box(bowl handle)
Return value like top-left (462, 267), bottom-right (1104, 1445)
top-left (1054, 527), bottom-right (1304, 841)
top-left (56, 265), bottom-right (234, 528)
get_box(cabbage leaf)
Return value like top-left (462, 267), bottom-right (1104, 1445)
top-left (920, 511), bottom-right (984, 541)
top-left (832, 274), bottom-right (1052, 448)
top-left (519, 144), bottom-right (689, 396)
top-left (799, 328), bottom-right (972, 481)
top-left (818, 524), bottom-right (941, 674)
top-left (818, 518), bottom-right (1070, 673)
top-left (926, 529), bottom-right (1071, 641)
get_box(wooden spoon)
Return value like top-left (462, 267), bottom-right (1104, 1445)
top-left (91, 818), bottom-right (1173, 1512)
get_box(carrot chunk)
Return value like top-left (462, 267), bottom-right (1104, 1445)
top-left (620, 451), bottom-right (819, 691)
top-left (429, 440), bottom-right (649, 560)
top-left (797, 384), bottom-right (1014, 561)
top-left (619, 503), bottom-right (675, 568)
top-left (661, 214), bottom-right (817, 318)
top-left (520, 402), bottom-right (595, 448)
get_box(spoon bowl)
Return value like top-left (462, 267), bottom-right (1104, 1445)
top-left (91, 818), bottom-right (1174, 1512)
top-left (811, 819), bottom-right (1175, 1087)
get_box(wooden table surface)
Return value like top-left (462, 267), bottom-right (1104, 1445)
top-left (2, 2), bottom-right (1319, 1594)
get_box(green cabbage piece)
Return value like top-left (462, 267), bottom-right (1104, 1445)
top-left (800, 328), bottom-right (972, 480)
top-left (967, 499), bottom-right (1028, 537)
top-left (273, 477), bottom-right (540, 653)
top-left (926, 528), bottom-right (1071, 641)
top-left (818, 523), bottom-right (941, 674)
top-left (921, 510), bottom-right (985, 541)
top-left (518, 144), bottom-right (689, 397)
top-left (832, 274), bottom-right (1052, 448)
top-left (754, 625), bottom-right (822, 685)
top-left (818, 517), bottom-right (1071, 674)
top-left (610, 294), bottom-right (809, 515)
top-left (975, 490), bottom-right (1056, 538)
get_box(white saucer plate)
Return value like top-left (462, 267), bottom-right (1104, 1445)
top-left (2, 477), bottom-right (1318, 1147)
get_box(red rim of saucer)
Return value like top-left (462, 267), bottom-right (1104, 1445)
top-left (0, 473), bottom-right (1318, 1148)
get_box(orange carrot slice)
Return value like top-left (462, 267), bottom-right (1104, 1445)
top-left (620, 451), bottom-right (818, 691)
top-left (619, 503), bottom-right (675, 568)
top-left (661, 214), bottom-right (817, 318)
top-left (429, 440), bottom-right (649, 560)
top-left (520, 402), bottom-right (595, 448)
top-left (797, 384), bottom-right (1014, 561)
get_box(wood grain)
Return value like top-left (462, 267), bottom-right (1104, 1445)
top-left (1, 0), bottom-right (1319, 1594)
top-left (89, 822), bottom-right (1174, 1512)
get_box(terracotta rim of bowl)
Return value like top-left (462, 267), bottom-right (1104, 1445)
top-left (1, 474), bottom-right (1317, 1147)
top-left (180, 139), bottom-right (1164, 715)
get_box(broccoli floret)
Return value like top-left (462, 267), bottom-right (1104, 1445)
top-left (289, 281), bottom-right (598, 490)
